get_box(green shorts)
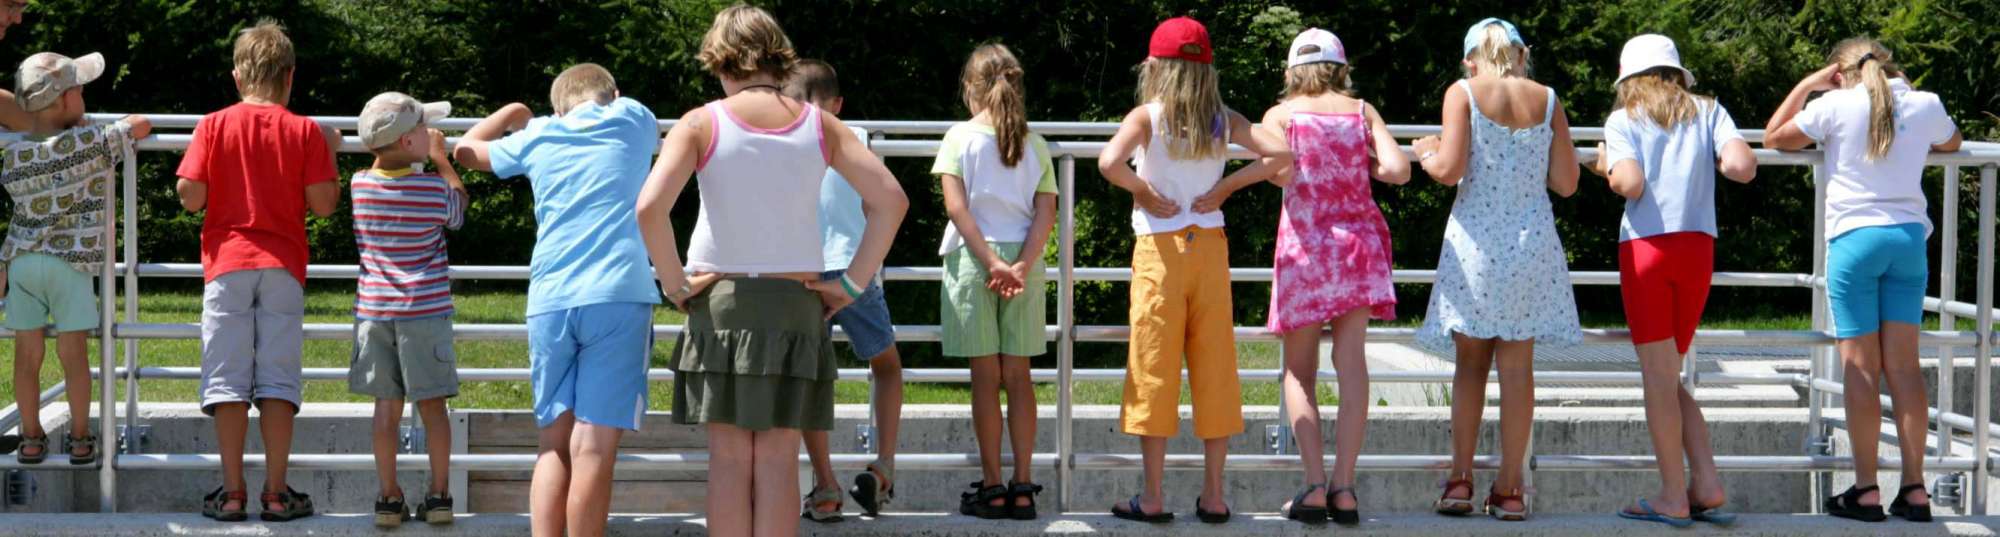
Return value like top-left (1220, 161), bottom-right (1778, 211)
top-left (348, 316), bottom-right (460, 401)
top-left (5, 252), bottom-right (98, 333)
top-left (940, 242), bottom-right (1047, 357)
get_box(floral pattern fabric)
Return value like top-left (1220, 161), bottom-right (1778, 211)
top-left (1416, 81), bottom-right (1582, 352)
top-left (0, 121), bottom-right (133, 275)
top-left (1267, 111), bottom-right (1397, 333)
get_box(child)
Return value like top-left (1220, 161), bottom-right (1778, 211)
top-left (1765, 37), bottom-right (1960, 523)
top-left (636, 5), bottom-right (906, 536)
top-left (1589, 35), bottom-right (1756, 528)
top-left (1098, 16), bottom-right (1290, 524)
top-left (349, 92), bottom-right (465, 528)
top-left (452, 63), bottom-right (661, 537)
top-left (1199, 28), bottom-right (1410, 525)
top-left (1410, 17), bottom-right (1581, 522)
top-left (175, 20), bottom-right (340, 523)
top-left (3, 52), bottom-right (150, 465)
top-left (786, 59), bottom-right (907, 522)
top-left (932, 43), bottom-right (1057, 521)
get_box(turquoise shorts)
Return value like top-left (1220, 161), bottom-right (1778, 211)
top-left (1827, 223), bottom-right (1928, 338)
top-left (5, 253), bottom-right (98, 333)
top-left (528, 302), bottom-right (654, 431)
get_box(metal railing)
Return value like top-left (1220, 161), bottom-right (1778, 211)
top-left (1, 114), bottom-right (1994, 516)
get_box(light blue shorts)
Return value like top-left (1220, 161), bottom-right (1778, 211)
top-left (528, 302), bottom-right (654, 431)
top-left (820, 270), bottom-right (896, 360)
top-left (4, 252), bottom-right (98, 333)
top-left (1827, 223), bottom-right (1928, 338)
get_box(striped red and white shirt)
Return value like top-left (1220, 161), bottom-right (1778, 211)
top-left (350, 168), bottom-right (466, 321)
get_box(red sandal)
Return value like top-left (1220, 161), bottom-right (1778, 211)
top-left (1434, 475), bottom-right (1475, 516)
top-left (1485, 486), bottom-right (1528, 521)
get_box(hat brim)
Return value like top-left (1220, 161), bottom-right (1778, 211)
top-left (71, 53), bottom-right (105, 86)
top-left (1615, 65), bottom-right (1695, 88)
top-left (418, 101), bottom-right (451, 125)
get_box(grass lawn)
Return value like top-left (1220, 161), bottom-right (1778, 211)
top-left (0, 288), bottom-right (1882, 413)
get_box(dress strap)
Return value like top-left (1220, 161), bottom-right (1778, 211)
top-left (1458, 79), bottom-right (1478, 110)
top-left (1541, 87), bottom-right (1558, 128)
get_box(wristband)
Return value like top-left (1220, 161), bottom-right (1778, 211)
top-left (1419, 151), bottom-right (1438, 161)
top-left (839, 273), bottom-right (865, 299)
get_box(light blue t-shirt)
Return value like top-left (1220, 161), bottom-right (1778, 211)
top-left (488, 97), bottom-right (664, 316)
top-left (1603, 100), bottom-right (1744, 242)
top-left (818, 168), bottom-right (865, 272)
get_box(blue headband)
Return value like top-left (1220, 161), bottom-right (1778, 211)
top-left (1462, 17), bottom-right (1525, 57)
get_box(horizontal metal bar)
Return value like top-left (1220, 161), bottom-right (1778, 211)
top-left (110, 452), bottom-right (1984, 473)
top-left (1808, 378), bottom-right (2000, 441)
top-left (124, 262), bottom-right (1810, 288)
top-left (111, 321), bottom-right (1980, 346)
top-left (0, 456), bottom-right (96, 470)
top-left (95, 367), bottom-right (1804, 387)
top-left (0, 381), bottom-right (66, 434)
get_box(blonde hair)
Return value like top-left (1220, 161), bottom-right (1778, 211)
top-left (1829, 37), bottom-right (1900, 160)
top-left (961, 44), bottom-right (1029, 167)
top-left (549, 63), bottom-right (617, 114)
top-left (1138, 57), bottom-right (1226, 160)
top-left (1282, 60), bottom-right (1353, 98)
top-left (1615, 68), bottom-right (1709, 128)
top-left (697, 4), bottom-right (798, 82)
top-left (233, 19), bottom-right (295, 99)
top-left (1465, 23), bottom-right (1529, 78)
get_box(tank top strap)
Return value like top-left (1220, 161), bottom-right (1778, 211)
top-left (1541, 87), bottom-right (1557, 128)
top-left (1458, 79), bottom-right (1479, 110)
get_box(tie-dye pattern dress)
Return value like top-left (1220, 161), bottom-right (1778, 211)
top-left (1266, 109), bottom-right (1397, 333)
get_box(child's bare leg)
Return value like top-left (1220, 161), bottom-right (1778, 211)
top-left (752, 427), bottom-right (804, 537)
top-left (1633, 339), bottom-right (1689, 517)
top-left (1279, 325), bottom-right (1326, 508)
top-left (1493, 339), bottom-right (1535, 514)
top-left (1199, 436), bottom-right (1229, 513)
top-left (257, 399), bottom-right (297, 504)
top-left (1679, 384), bottom-right (1725, 508)
top-left (802, 428), bottom-right (838, 501)
top-left (56, 331), bottom-right (90, 445)
top-left (416, 398), bottom-right (451, 496)
top-left (1446, 333), bottom-right (1494, 502)
top-left (969, 355), bottom-right (1005, 506)
top-left (212, 402), bottom-right (251, 511)
top-left (372, 398), bottom-right (406, 497)
top-left (1838, 334), bottom-right (1885, 506)
top-left (13, 329), bottom-right (44, 450)
top-left (530, 413), bottom-right (575, 537)
top-left (1000, 354), bottom-right (1036, 503)
top-left (1328, 309), bottom-right (1370, 510)
top-left (869, 347), bottom-right (904, 486)
top-left (565, 422), bottom-right (623, 537)
top-left (1139, 435), bottom-right (1168, 513)
top-left (705, 423), bottom-right (753, 537)
top-left (1879, 322), bottom-right (1930, 505)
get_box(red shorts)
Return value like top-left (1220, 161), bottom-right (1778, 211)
top-left (1619, 232), bottom-right (1714, 354)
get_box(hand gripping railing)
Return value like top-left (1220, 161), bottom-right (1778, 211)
top-left (30, 114), bottom-right (1998, 516)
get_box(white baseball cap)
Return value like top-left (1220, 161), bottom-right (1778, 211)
top-left (1615, 34), bottom-right (1695, 87)
top-left (15, 52), bottom-right (105, 112)
top-left (357, 92), bottom-right (451, 150)
top-left (1287, 28), bottom-right (1347, 67)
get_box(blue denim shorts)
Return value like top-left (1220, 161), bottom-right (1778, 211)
top-left (821, 270), bottom-right (896, 360)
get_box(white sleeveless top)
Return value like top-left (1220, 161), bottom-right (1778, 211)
top-left (1130, 102), bottom-right (1229, 235)
top-left (686, 101), bottom-right (829, 274)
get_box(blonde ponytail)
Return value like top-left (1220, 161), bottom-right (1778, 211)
top-left (1829, 37), bottom-right (1900, 160)
top-left (962, 44), bottom-right (1029, 167)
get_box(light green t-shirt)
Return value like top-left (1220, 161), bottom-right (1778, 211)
top-left (929, 122), bottom-right (1056, 256)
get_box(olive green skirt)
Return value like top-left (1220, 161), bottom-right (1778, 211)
top-left (670, 278), bottom-right (836, 431)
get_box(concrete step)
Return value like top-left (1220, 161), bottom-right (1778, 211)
top-left (2, 512), bottom-right (1995, 536)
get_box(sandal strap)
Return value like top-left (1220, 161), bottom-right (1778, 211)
top-left (867, 460), bottom-right (895, 485)
top-left (806, 486), bottom-right (841, 504)
top-left (1009, 481), bottom-right (1043, 495)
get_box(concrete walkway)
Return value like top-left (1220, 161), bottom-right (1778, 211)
top-left (4, 513), bottom-right (1996, 536)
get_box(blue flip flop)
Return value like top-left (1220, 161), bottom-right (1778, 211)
top-left (1618, 498), bottom-right (1695, 528)
top-left (1691, 504), bottom-right (1738, 526)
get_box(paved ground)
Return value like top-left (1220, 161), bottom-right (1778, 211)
top-left (4, 512), bottom-right (1994, 536)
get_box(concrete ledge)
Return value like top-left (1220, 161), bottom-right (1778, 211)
top-left (1, 513), bottom-right (1995, 536)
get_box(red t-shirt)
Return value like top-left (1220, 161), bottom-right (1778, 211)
top-left (174, 103), bottom-right (337, 283)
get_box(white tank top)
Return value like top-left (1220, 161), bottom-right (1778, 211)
top-left (686, 100), bottom-right (829, 274)
top-left (1130, 102), bottom-right (1229, 235)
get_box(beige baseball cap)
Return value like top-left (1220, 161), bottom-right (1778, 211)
top-left (15, 52), bottom-right (105, 112)
top-left (357, 92), bottom-right (450, 150)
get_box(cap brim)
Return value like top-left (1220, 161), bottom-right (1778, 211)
top-left (71, 53), bottom-right (105, 86)
top-left (1614, 64), bottom-right (1696, 88)
top-left (419, 101), bottom-right (451, 124)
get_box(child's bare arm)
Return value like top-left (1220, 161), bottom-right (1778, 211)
top-left (826, 113), bottom-right (908, 288)
top-left (0, 90), bottom-right (31, 132)
top-left (1546, 97), bottom-right (1580, 198)
top-left (453, 103), bottom-right (534, 172)
top-left (175, 179), bottom-right (207, 212)
top-left (119, 115), bottom-right (154, 140)
top-left (305, 182), bottom-right (340, 217)
top-left (940, 173), bottom-right (1021, 295)
top-left (637, 108), bottom-right (706, 308)
top-left (427, 128), bottom-right (466, 193)
top-left (1097, 106), bottom-right (1178, 218)
top-left (1415, 84), bottom-right (1473, 185)
top-left (1015, 192), bottom-right (1057, 271)
top-left (1364, 103), bottom-right (1411, 185)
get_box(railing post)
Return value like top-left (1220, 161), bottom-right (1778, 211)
top-left (1973, 163), bottom-right (1994, 515)
top-left (1056, 155), bottom-right (1076, 513)
top-left (1939, 166), bottom-right (1959, 488)
top-left (122, 141), bottom-right (142, 453)
top-left (97, 147), bottom-right (135, 511)
top-left (1806, 163), bottom-right (1830, 512)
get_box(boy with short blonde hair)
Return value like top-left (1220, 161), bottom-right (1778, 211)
top-left (175, 18), bottom-right (341, 523)
top-left (453, 62), bottom-right (661, 537)
top-left (350, 91), bottom-right (466, 528)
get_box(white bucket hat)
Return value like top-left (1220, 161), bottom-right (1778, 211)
top-left (1287, 28), bottom-right (1347, 67)
top-left (1615, 34), bottom-right (1695, 87)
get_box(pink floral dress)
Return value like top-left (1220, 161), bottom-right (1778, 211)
top-left (1267, 110), bottom-right (1397, 333)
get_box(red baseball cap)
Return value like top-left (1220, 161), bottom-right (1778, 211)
top-left (1148, 16), bottom-right (1213, 64)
